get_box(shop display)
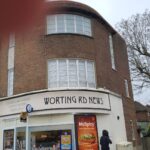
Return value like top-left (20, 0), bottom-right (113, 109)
top-left (16, 129), bottom-right (26, 150)
top-left (3, 130), bottom-right (14, 150)
top-left (31, 130), bottom-right (72, 150)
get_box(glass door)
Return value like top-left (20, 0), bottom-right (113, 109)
top-left (16, 127), bottom-right (26, 150)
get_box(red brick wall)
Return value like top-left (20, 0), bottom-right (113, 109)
top-left (136, 111), bottom-right (150, 122)
top-left (0, 34), bottom-right (9, 97)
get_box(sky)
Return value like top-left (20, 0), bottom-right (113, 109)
top-left (74, 0), bottom-right (150, 104)
top-left (74, 0), bottom-right (150, 27)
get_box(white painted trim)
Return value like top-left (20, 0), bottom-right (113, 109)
top-left (26, 116), bottom-right (29, 150)
top-left (0, 87), bottom-right (121, 101)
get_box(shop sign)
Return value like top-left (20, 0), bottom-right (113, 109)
top-left (75, 115), bottom-right (99, 150)
top-left (0, 90), bottom-right (111, 116)
top-left (42, 91), bottom-right (110, 110)
top-left (61, 134), bottom-right (71, 150)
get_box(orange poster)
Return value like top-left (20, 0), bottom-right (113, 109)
top-left (75, 115), bottom-right (99, 150)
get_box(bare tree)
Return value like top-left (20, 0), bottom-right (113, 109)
top-left (116, 10), bottom-right (150, 90)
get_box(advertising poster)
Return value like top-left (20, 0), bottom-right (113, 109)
top-left (75, 115), bottom-right (99, 150)
top-left (61, 134), bottom-right (71, 150)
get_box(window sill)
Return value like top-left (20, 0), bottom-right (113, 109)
top-left (45, 33), bottom-right (93, 39)
top-left (47, 87), bottom-right (96, 91)
top-left (112, 68), bottom-right (117, 72)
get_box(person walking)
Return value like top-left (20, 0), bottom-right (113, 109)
top-left (100, 130), bottom-right (112, 150)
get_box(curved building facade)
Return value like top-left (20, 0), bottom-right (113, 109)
top-left (0, 1), bottom-right (138, 150)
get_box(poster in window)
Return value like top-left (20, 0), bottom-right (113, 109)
top-left (61, 134), bottom-right (71, 150)
top-left (3, 129), bottom-right (14, 150)
top-left (75, 115), bottom-right (99, 150)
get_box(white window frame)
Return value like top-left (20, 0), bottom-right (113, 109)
top-left (47, 14), bottom-right (92, 36)
top-left (9, 33), bottom-right (15, 48)
top-left (7, 33), bottom-right (15, 96)
top-left (7, 68), bottom-right (14, 96)
top-left (48, 59), bottom-right (96, 89)
top-left (109, 34), bottom-right (116, 70)
top-left (124, 79), bottom-right (130, 97)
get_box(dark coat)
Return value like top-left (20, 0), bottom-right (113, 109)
top-left (100, 130), bottom-right (112, 150)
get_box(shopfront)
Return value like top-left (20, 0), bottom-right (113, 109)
top-left (0, 89), bottom-right (127, 150)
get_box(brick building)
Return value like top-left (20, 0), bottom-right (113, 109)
top-left (135, 101), bottom-right (150, 136)
top-left (0, 1), bottom-right (138, 149)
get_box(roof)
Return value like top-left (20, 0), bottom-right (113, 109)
top-left (134, 101), bottom-right (148, 112)
top-left (46, 0), bottom-right (118, 34)
top-left (146, 105), bottom-right (150, 111)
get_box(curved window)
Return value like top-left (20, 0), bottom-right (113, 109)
top-left (47, 14), bottom-right (92, 36)
top-left (48, 59), bottom-right (96, 88)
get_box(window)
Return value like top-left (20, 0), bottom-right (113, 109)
top-left (48, 59), bottom-right (96, 88)
top-left (8, 47), bottom-right (15, 69)
top-left (109, 34), bottom-right (116, 69)
top-left (124, 79), bottom-right (129, 97)
top-left (47, 14), bottom-right (92, 36)
top-left (7, 33), bottom-right (15, 96)
top-left (3, 130), bottom-right (14, 150)
top-left (30, 130), bottom-right (71, 150)
top-left (7, 68), bottom-right (14, 96)
top-left (66, 14), bottom-right (75, 33)
top-left (9, 33), bottom-right (15, 48)
top-left (16, 127), bottom-right (26, 150)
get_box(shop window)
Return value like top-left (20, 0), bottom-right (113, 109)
top-left (48, 59), bottom-right (96, 89)
top-left (16, 127), bottom-right (26, 150)
top-left (31, 130), bottom-right (72, 150)
top-left (47, 14), bottom-right (92, 36)
top-left (109, 34), bottom-right (116, 70)
top-left (3, 129), bottom-right (14, 150)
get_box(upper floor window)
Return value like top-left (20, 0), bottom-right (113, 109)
top-left (9, 33), bottom-right (15, 48)
top-left (7, 33), bottom-right (15, 96)
top-left (124, 79), bottom-right (130, 97)
top-left (109, 34), bottom-right (116, 70)
top-left (48, 59), bottom-right (96, 89)
top-left (47, 14), bottom-right (92, 36)
top-left (7, 68), bottom-right (14, 96)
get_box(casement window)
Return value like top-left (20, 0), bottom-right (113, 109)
top-left (7, 33), bottom-right (15, 96)
top-left (7, 68), bottom-right (14, 96)
top-left (9, 33), bottom-right (15, 48)
top-left (47, 14), bottom-right (92, 36)
top-left (109, 34), bottom-right (116, 70)
top-left (48, 59), bottom-right (96, 88)
top-left (8, 47), bottom-right (15, 69)
top-left (124, 79), bottom-right (130, 97)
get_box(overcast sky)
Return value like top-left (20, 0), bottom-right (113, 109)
top-left (74, 0), bottom-right (150, 104)
top-left (74, 0), bottom-right (150, 27)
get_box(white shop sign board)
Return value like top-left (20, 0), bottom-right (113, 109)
top-left (0, 90), bottom-right (111, 116)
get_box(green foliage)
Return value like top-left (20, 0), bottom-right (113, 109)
top-left (144, 124), bottom-right (150, 137)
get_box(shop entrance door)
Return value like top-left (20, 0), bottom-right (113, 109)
top-left (16, 127), bottom-right (26, 150)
